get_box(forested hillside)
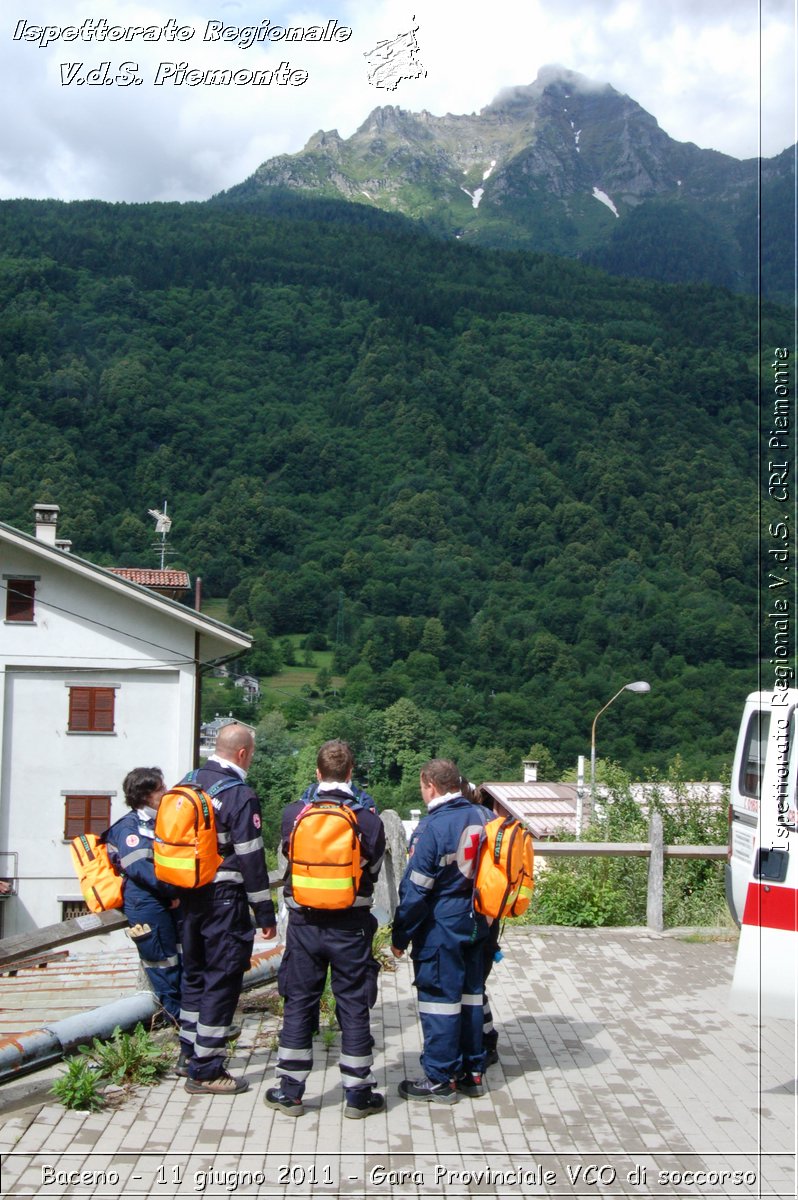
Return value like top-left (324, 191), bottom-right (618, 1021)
top-left (0, 196), bottom-right (780, 794)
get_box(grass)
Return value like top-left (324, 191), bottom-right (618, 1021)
top-left (199, 597), bottom-right (231, 624)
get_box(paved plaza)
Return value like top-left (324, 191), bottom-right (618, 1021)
top-left (0, 926), bottom-right (794, 1199)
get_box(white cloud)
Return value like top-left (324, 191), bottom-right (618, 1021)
top-left (0, 0), bottom-right (793, 201)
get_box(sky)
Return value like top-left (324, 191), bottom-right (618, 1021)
top-left (1, 0), bottom-right (795, 203)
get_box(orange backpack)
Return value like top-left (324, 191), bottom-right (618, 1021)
top-left (153, 780), bottom-right (228, 888)
top-left (288, 799), bottom-right (363, 910)
top-left (70, 833), bottom-right (124, 913)
top-left (473, 816), bottom-right (534, 920)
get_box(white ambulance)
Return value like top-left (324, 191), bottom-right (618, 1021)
top-left (728, 688), bottom-right (797, 1018)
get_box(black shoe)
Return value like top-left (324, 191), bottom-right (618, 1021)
top-left (455, 1071), bottom-right (485, 1097)
top-left (398, 1076), bottom-right (458, 1104)
top-left (228, 1024), bottom-right (242, 1040)
top-left (485, 1048), bottom-right (500, 1068)
top-left (174, 1050), bottom-right (190, 1078)
top-left (264, 1087), bottom-right (305, 1117)
top-left (344, 1090), bottom-right (386, 1120)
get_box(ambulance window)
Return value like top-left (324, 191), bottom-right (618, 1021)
top-left (739, 711), bottom-right (770, 799)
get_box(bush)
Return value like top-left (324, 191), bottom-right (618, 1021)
top-left (528, 765), bottom-right (729, 928)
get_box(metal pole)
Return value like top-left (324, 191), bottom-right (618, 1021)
top-left (589, 681), bottom-right (650, 818)
top-left (576, 755), bottom-right (585, 836)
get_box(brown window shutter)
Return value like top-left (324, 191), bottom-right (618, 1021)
top-left (68, 687), bottom-right (116, 732)
top-left (64, 795), bottom-right (111, 838)
top-left (6, 579), bottom-right (35, 622)
top-left (92, 688), bottom-right (116, 732)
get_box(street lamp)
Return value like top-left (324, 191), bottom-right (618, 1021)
top-left (589, 680), bottom-right (651, 808)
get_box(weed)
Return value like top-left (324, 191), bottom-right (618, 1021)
top-left (50, 1057), bottom-right (104, 1112)
top-left (319, 970), bottom-right (336, 1027)
top-left (84, 1024), bottom-right (173, 1087)
top-left (51, 1023), bottom-right (173, 1110)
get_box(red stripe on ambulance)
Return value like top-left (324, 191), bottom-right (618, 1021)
top-left (742, 881), bottom-right (798, 932)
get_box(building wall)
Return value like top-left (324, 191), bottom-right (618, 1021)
top-left (0, 545), bottom-right (201, 934)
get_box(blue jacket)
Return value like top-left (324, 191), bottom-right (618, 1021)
top-left (190, 761), bottom-right (276, 929)
top-left (392, 794), bottom-right (492, 952)
top-left (105, 808), bottom-right (177, 907)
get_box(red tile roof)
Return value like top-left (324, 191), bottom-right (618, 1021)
top-left (110, 568), bottom-right (190, 590)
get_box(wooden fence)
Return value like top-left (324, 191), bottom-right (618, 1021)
top-left (539, 812), bottom-right (727, 932)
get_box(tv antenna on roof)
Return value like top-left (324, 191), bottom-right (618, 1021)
top-left (148, 501), bottom-right (173, 569)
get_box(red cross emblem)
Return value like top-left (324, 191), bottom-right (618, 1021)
top-left (457, 825), bottom-right (484, 878)
top-left (464, 833), bottom-right (480, 861)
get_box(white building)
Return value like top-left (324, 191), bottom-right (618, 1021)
top-left (0, 504), bottom-right (251, 936)
top-left (234, 674), bottom-right (260, 703)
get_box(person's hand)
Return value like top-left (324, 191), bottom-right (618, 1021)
top-left (391, 945), bottom-right (404, 959)
top-left (0, 881), bottom-right (10, 895)
top-left (261, 926), bottom-right (278, 940)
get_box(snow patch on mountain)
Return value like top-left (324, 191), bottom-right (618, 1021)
top-left (592, 187), bottom-right (619, 217)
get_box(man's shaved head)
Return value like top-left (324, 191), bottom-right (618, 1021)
top-left (215, 723), bottom-right (255, 759)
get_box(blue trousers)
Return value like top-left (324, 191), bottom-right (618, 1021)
top-left (179, 886), bottom-right (254, 1081)
top-left (412, 933), bottom-right (486, 1083)
top-left (276, 916), bottom-right (378, 1100)
top-left (124, 889), bottom-right (181, 1022)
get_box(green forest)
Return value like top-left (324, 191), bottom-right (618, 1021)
top-left (0, 195), bottom-right (785, 815)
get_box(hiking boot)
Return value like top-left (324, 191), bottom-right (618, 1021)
top-left (398, 1076), bottom-right (458, 1104)
top-left (455, 1071), bottom-right (485, 1097)
top-left (344, 1090), bottom-right (386, 1120)
top-left (174, 1050), bottom-right (190, 1078)
top-left (185, 1070), bottom-right (249, 1095)
top-left (227, 1024), bottom-right (242, 1040)
top-left (485, 1047), bottom-right (500, 1068)
top-left (264, 1087), bottom-right (305, 1117)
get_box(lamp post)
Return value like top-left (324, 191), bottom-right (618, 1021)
top-left (589, 680), bottom-right (650, 813)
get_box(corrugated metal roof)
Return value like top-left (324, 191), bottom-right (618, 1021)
top-left (0, 937), bottom-right (142, 1037)
top-left (481, 782), bottom-right (580, 838)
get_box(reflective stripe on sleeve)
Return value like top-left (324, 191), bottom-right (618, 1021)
top-left (234, 837), bottom-right (263, 856)
top-left (120, 847), bottom-right (151, 869)
top-left (214, 869), bottom-right (244, 885)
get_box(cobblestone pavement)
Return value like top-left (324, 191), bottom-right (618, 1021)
top-left (0, 927), bottom-right (794, 1199)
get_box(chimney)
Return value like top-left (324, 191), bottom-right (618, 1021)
top-left (522, 758), bottom-right (539, 783)
top-left (33, 502), bottom-right (60, 545)
top-left (55, 539), bottom-right (72, 554)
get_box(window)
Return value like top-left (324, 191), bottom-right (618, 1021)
top-left (62, 900), bottom-right (90, 921)
top-left (5, 578), bottom-right (36, 622)
top-left (68, 687), bottom-right (116, 733)
top-left (739, 711), bottom-right (770, 799)
top-left (64, 795), bottom-right (112, 839)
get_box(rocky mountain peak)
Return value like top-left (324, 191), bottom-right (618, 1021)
top-left (213, 66), bottom-right (790, 301)
top-left (484, 64), bottom-right (614, 114)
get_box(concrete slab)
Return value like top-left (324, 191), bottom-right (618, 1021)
top-left (0, 926), bottom-right (794, 1199)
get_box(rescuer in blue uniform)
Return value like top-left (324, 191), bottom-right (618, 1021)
top-left (105, 766), bottom-right (182, 1023)
top-left (391, 759), bottom-right (492, 1103)
top-left (178, 723), bottom-right (277, 1095)
top-left (266, 739), bottom-right (386, 1119)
